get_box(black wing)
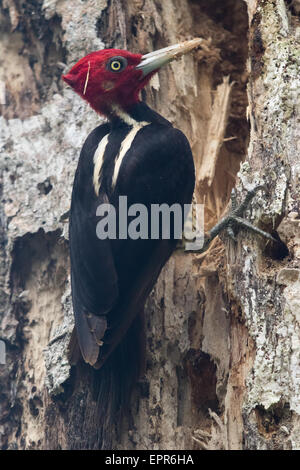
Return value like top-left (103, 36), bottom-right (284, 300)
top-left (70, 122), bottom-right (195, 367)
top-left (69, 124), bottom-right (119, 365)
top-left (95, 124), bottom-right (195, 367)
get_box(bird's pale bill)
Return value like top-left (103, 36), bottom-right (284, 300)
top-left (136, 38), bottom-right (204, 77)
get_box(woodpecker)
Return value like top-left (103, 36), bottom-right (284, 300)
top-left (62, 40), bottom-right (201, 431)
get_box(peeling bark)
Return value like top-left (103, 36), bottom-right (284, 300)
top-left (0, 0), bottom-right (299, 450)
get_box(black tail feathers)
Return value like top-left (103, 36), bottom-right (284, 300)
top-left (70, 312), bottom-right (145, 449)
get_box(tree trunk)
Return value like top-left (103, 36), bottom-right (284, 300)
top-left (0, 0), bottom-right (299, 450)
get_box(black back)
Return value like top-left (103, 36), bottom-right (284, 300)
top-left (70, 102), bottom-right (195, 365)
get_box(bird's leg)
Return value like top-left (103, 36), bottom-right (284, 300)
top-left (199, 185), bottom-right (276, 254)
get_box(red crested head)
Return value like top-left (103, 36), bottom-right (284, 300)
top-left (62, 39), bottom-right (204, 117)
top-left (62, 49), bottom-right (151, 116)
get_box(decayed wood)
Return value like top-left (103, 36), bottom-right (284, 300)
top-left (0, 0), bottom-right (299, 450)
top-left (196, 76), bottom-right (233, 193)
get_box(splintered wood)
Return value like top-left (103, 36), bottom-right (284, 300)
top-left (190, 76), bottom-right (234, 262)
top-left (196, 76), bottom-right (233, 194)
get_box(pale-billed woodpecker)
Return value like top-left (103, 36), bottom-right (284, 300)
top-left (62, 39), bottom-right (275, 441)
top-left (63, 40), bottom-right (201, 368)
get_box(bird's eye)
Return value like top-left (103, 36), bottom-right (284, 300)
top-left (107, 56), bottom-right (128, 73)
top-left (111, 61), bottom-right (122, 71)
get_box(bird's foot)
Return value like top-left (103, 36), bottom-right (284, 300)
top-left (201, 185), bottom-right (276, 252)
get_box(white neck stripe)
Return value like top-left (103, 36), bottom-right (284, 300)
top-left (111, 121), bottom-right (150, 190)
top-left (93, 134), bottom-right (109, 196)
top-left (111, 105), bottom-right (139, 127)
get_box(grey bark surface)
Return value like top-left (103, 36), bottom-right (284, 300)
top-left (0, 0), bottom-right (299, 450)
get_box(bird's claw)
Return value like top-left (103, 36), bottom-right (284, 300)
top-left (221, 214), bottom-right (277, 244)
top-left (226, 185), bottom-right (276, 243)
top-left (230, 183), bottom-right (265, 218)
top-left (200, 185), bottom-right (277, 253)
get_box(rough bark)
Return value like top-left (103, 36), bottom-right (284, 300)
top-left (0, 0), bottom-right (299, 450)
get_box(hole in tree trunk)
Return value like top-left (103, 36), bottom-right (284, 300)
top-left (263, 231), bottom-right (289, 261)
